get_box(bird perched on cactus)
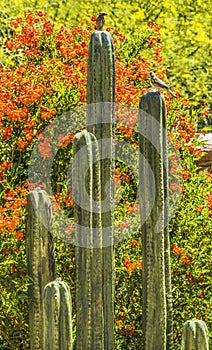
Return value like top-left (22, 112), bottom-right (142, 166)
top-left (149, 71), bottom-right (176, 98)
top-left (96, 12), bottom-right (107, 30)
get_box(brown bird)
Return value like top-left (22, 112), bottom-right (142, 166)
top-left (149, 71), bottom-right (176, 98)
top-left (96, 12), bottom-right (107, 30)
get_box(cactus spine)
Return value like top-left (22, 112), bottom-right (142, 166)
top-left (138, 91), bottom-right (173, 349)
top-left (73, 130), bottom-right (103, 349)
top-left (181, 319), bottom-right (209, 350)
top-left (26, 187), bottom-right (56, 350)
top-left (44, 279), bottom-right (72, 350)
top-left (86, 29), bottom-right (115, 350)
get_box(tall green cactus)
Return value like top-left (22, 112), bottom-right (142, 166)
top-left (44, 278), bottom-right (73, 350)
top-left (26, 187), bottom-right (56, 350)
top-left (86, 29), bottom-right (115, 350)
top-left (138, 91), bottom-right (173, 349)
top-left (181, 319), bottom-right (209, 350)
top-left (73, 129), bottom-right (104, 349)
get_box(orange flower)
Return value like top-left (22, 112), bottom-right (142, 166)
top-left (187, 144), bottom-right (195, 153)
top-left (64, 224), bottom-right (75, 234)
top-left (119, 221), bottom-right (129, 231)
top-left (180, 255), bottom-right (192, 266)
top-left (114, 174), bottom-right (121, 187)
top-left (196, 206), bottom-right (203, 213)
top-left (40, 108), bottom-right (56, 120)
top-left (193, 149), bottom-right (202, 157)
top-left (206, 173), bottom-right (212, 181)
top-left (114, 167), bottom-right (120, 175)
top-left (58, 133), bottom-right (75, 148)
top-left (0, 161), bottom-right (12, 171)
top-left (207, 193), bottom-right (212, 215)
top-left (5, 39), bottom-right (13, 50)
top-left (37, 10), bottom-right (46, 17)
top-left (6, 218), bottom-right (20, 233)
top-left (131, 239), bottom-right (137, 247)
top-left (198, 274), bottom-right (205, 280)
top-left (14, 230), bottom-right (24, 240)
top-left (17, 139), bottom-right (29, 150)
top-left (2, 126), bottom-right (13, 139)
top-left (170, 183), bottom-right (178, 191)
top-left (121, 173), bottom-right (131, 183)
top-left (43, 21), bottom-right (53, 36)
top-left (38, 140), bottom-right (52, 159)
top-left (124, 257), bottom-right (137, 273)
top-left (117, 320), bottom-right (123, 327)
top-left (172, 243), bottom-right (184, 255)
top-left (202, 108), bottom-right (210, 116)
top-left (186, 271), bottom-right (193, 283)
top-left (182, 169), bottom-right (190, 179)
top-left (64, 194), bottom-right (74, 208)
top-left (136, 260), bottom-right (142, 269)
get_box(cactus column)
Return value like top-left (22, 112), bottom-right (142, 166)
top-left (26, 187), bottom-right (56, 350)
top-left (138, 92), bottom-right (173, 349)
top-left (73, 130), bottom-right (103, 349)
top-left (181, 319), bottom-right (209, 350)
top-left (86, 30), bottom-right (115, 349)
top-left (44, 279), bottom-right (73, 350)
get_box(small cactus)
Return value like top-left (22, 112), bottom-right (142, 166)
top-left (26, 187), bottom-right (56, 350)
top-left (181, 319), bottom-right (209, 350)
top-left (73, 130), bottom-right (104, 349)
top-left (44, 279), bottom-right (73, 350)
top-left (138, 91), bottom-right (173, 349)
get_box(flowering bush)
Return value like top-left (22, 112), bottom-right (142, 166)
top-left (0, 11), bottom-right (211, 349)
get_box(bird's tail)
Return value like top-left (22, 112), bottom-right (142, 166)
top-left (168, 89), bottom-right (176, 98)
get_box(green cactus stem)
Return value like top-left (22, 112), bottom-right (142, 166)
top-left (138, 91), bottom-right (173, 350)
top-left (26, 187), bottom-right (56, 350)
top-left (87, 30), bottom-right (115, 109)
top-left (181, 319), bottom-right (209, 350)
top-left (44, 278), bottom-right (72, 350)
top-left (73, 130), bottom-right (103, 349)
top-left (86, 29), bottom-right (115, 350)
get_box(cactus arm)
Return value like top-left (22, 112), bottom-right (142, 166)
top-left (26, 188), bottom-right (56, 350)
top-left (73, 130), bottom-right (103, 349)
top-left (86, 30), bottom-right (115, 350)
top-left (44, 279), bottom-right (73, 350)
top-left (181, 319), bottom-right (209, 350)
top-left (138, 91), bottom-right (173, 349)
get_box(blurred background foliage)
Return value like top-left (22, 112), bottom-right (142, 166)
top-left (0, 0), bottom-right (211, 126)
